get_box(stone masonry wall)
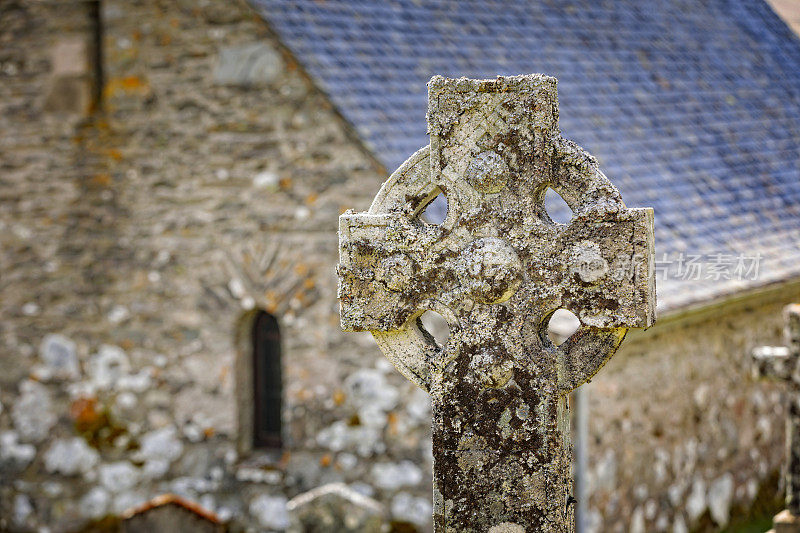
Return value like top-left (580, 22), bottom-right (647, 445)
top-left (0, 0), bottom-right (433, 531)
top-left (586, 287), bottom-right (800, 532)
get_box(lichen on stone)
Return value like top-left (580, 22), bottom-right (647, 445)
top-left (339, 74), bottom-right (656, 531)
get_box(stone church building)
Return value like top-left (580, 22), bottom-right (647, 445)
top-left (2, 0), bottom-right (800, 531)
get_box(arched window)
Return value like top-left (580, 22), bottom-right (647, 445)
top-left (251, 311), bottom-right (282, 449)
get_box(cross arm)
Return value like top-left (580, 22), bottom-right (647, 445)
top-left (548, 206), bottom-right (656, 392)
top-left (338, 211), bottom-right (451, 332)
top-left (556, 206), bottom-right (656, 329)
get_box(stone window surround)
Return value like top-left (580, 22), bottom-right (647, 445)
top-left (235, 309), bottom-right (285, 467)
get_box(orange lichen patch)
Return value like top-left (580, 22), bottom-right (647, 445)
top-left (121, 76), bottom-right (146, 90)
top-left (105, 75), bottom-right (151, 98)
top-left (332, 389), bottom-right (346, 406)
top-left (119, 339), bottom-right (135, 351)
top-left (70, 397), bottom-right (102, 432)
top-left (120, 494), bottom-right (221, 523)
top-left (70, 397), bottom-right (131, 450)
top-left (319, 454), bottom-right (332, 467)
top-left (294, 263), bottom-right (309, 277)
top-left (264, 290), bottom-right (279, 312)
top-left (387, 411), bottom-right (399, 435)
top-left (159, 34), bottom-right (172, 46)
top-left (292, 292), bottom-right (306, 306)
top-left (303, 278), bottom-right (316, 290)
top-left (279, 177), bottom-right (292, 189)
top-left (203, 427), bottom-right (215, 438)
top-left (90, 173), bottom-right (112, 187)
top-left (305, 193), bottom-right (318, 205)
top-left (169, 18), bottom-right (179, 28)
top-left (295, 388), bottom-right (313, 402)
top-left (279, 451), bottom-right (292, 468)
top-left (106, 149), bottom-right (123, 161)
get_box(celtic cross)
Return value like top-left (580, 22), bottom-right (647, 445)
top-left (338, 75), bottom-right (656, 532)
top-left (752, 304), bottom-right (800, 532)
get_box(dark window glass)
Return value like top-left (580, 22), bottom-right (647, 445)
top-left (252, 311), bottom-right (282, 448)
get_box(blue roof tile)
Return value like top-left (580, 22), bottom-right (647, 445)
top-left (250, 0), bottom-right (800, 312)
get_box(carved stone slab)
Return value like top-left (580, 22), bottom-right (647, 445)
top-left (287, 483), bottom-right (386, 533)
top-left (338, 75), bottom-right (656, 532)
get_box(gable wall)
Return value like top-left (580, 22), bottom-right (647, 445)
top-left (0, 0), bottom-right (434, 530)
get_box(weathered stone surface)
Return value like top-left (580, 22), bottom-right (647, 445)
top-left (12, 380), bottom-right (57, 442)
top-left (135, 426), bottom-right (183, 479)
top-left (249, 494), bottom-right (290, 530)
top-left (338, 75), bottom-right (656, 531)
top-left (771, 508), bottom-right (800, 533)
top-left (371, 460), bottom-right (423, 490)
top-left (287, 482), bottom-right (385, 532)
top-left (5, 0), bottom-right (791, 530)
top-left (88, 345), bottom-right (131, 390)
top-left (38, 333), bottom-right (80, 380)
top-left (316, 420), bottom-right (382, 457)
top-left (214, 43), bottom-right (282, 86)
top-left (43, 36), bottom-right (93, 114)
top-left (99, 461), bottom-right (141, 493)
top-left (0, 431), bottom-right (36, 471)
top-left (391, 491), bottom-right (433, 527)
top-left (685, 476), bottom-right (706, 524)
top-left (708, 472), bottom-right (734, 527)
top-left (44, 437), bottom-right (99, 476)
top-left (13, 494), bottom-right (33, 527)
top-left (80, 487), bottom-right (112, 520)
top-left (0, 0), bottom-right (408, 530)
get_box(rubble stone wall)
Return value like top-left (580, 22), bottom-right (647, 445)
top-left (0, 0), bottom-right (432, 530)
top-left (586, 288), bottom-right (800, 532)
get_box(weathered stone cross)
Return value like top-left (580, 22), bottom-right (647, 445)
top-left (752, 304), bottom-right (800, 533)
top-left (338, 75), bottom-right (656, 532)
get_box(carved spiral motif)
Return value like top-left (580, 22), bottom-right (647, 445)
top-left (459, 237), bottom-right (522, 304)
top-left (570, 242), bottom-right (609, 283)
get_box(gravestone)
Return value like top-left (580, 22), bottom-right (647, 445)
top-left (752, 304), bottom-right (800, 533)
top-left (120, 494), bottom-right (224, 533)
top-left (338, 75), bottom-right (656, 531)
top-left (287, 483), bottom-right (386, 532)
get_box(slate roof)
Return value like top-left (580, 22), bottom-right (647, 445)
top-left (250, 0), bottom-right (800, 312)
